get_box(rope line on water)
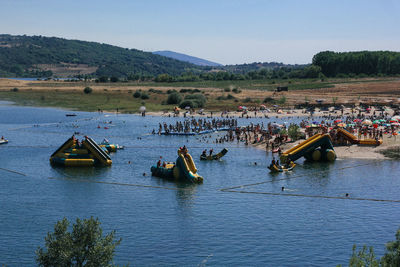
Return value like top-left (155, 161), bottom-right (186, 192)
top-left (219, 162), bottom-right (374, 191)
top-left (0, 167), bottom-right (27, 176)
top-left (48, 177), bottom-right (191, 191)
top-left (221, 189), bottom-right (400, 203)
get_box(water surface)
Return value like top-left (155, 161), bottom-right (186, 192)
top-left (0, 103), bottom-right (399, 266)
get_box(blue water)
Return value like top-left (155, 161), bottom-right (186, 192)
top-left (0, 102), bottom-right (399, 266)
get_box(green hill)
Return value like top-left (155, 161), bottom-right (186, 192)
top-left (0, 34), bottom-right (202, 78)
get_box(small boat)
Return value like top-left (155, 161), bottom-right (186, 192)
top-left (65, 114), bottom-right (77, 117)
top-left (0, 139), bottom-right (8, 145)
top-left (268, 161), bottom-right (296, 173)
top-left (200, 148), bottom-right (228, 161)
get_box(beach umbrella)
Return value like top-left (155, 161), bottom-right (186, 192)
top-left (260, 104), bottom-right (266, 110)
top-left (353, 119), bottom-right (362, 122)
top-left (139, 106), bottom-right (146, 112)
top-left (337, 123), bottom-right (347, 127)
top-left (362, 120), bottom-right (373, 126)
top-left (373, 120), bottom-right (380, 124)
top-left (391, 116), bottom-right (400, 121)
top-left (391, 122), bottom-right (400, 126)
top-left (373, 124), bottom-right (378, 129)
top-left (185, 106), bottom-right (191, 110)
top-left (334, 119), bottom-right (342, 123)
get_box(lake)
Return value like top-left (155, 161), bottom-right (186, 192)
top-left (0, 102), bottom-right (399, 266)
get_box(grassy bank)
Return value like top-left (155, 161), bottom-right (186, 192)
top-left (0, 90), bottom-right (174, 113)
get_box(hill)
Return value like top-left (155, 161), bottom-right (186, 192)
top-left (0, 34), bottom-right (202, 78)
top-left (153, 50), bottom-right (221, 66)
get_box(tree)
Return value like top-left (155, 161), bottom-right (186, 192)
top-left (167, 92), bottom-right (182, 104)
top-left (346, 227), bottom-right (400, 267)
top-left (83, 87), bottom-right (92, 94)
top-left (110, 76), bottom-right (119, 83)
top-left (133, 91), bottom-right (141, 98)
top-left (381, 228), bottom-right (400, 266)
top-left (36, 217), bottom-right (121, 267)
top-left (348, 245), bottom-right (379, 267)
top-left (288, 124), bottom-right (301, 141)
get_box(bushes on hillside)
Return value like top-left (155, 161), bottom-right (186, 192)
top-left (83, 87), bottom-right (92, 94)
top-left (167, 92), bottom-right (182, 104)
top-left (183, 93), bottom-right (206, 108)
top-left (133, 91), bottom-right (141, 98)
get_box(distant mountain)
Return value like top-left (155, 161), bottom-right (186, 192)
top-left (0, 34), bottom-right (202, 78)
top-left (153, 50), bottom-right (222, 67)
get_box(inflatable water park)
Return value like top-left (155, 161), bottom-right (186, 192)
top-left (151, 147), bottom-right (204, 183)
top-left (50, 136), bottom-right (113, 167)
top-left (335, 128), bottom-right (382, 146)
top-left (269, 133), bottom-right (336, 173)
top-left (200, 148), bottom-right (228, 161)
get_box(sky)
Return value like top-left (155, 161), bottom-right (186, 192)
top-left (1, 0), bottom-right (400, 65)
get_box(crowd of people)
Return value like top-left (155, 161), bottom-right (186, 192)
top-left (153, 118), bottom-right (238, 135)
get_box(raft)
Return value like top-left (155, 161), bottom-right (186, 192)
top-left (151, 149), bottom-right (203, 183)
top-left (50, 136), bottom-right (112, 167)
top-left (0, 139), bottom-right (8, 145)
top-left (268, 162), bottom-right (296, 173)
top-left (99, 140), bottom-right (124, 153)
top-left (200, 148), bottom-right (228, 161)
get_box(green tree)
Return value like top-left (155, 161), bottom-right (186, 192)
top-left (167, 92), bottom-right (183, 104)
top-left (348, 245), bottom-right (379, 267)
top-left (110, 76), bottom-right (119, 82)
top-left (36, 217), bottom-right (121, 267)
top-left (83, 87), bottom-right (92, 94)
top-left (381, 228), bottom-right (400, 266)
top-left (288, 124), bottom-right (301, 141)
top-left (133, 91), bottom-right (141, 98)
top-left (278, 96), bottom-right (287, 105)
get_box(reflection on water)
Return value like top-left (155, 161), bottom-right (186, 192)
top-left (0, 104), bottom-right (400, 266)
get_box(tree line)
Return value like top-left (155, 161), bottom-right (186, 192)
top-left (312, 51), bottom-right (400, 77)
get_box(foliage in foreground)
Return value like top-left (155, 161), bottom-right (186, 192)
top-left (36, 217), bottom-right (121, 267)
top-left (344, 227), bottom-right (400, 267)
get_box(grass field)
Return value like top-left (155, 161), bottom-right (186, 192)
top-left (0, 77), bottom-right (399, 113)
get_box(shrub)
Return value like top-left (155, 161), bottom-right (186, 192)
top-left (167, 92), bottom-right (182, 104)
top-left (288, 124), bottom-right (301, 140)
top-left (180, 88), bottom-right (190, 93)
top-left (140, 92), bottom-right (149, 99)
top-left (133, 91), bottom-right (141, 98)
top-left (278, 96), bottom-right (287, 105)
top-left (244, 97), bottom-right (252, 103)
top-left (179, 100), bottom-right (195, 109)
top-left (83, 87), bottom-right (92, 94)
top-left (11, 87), bottom-right (19, 92)
top-left (232, 88), bottom-right (241, 94)
top-left (224, 88), bottom-right (231, 92)
top-left (184, 93), bottom-right (207, 108)
top-left (110, 76), bottom-right (119, 82)
top-left (167, 89), bottom-right (177, 94)
top-left (263, 97), bottom-right (275, 103)
top-left (149, 88), bottom-right (163, 94)
top-left (227, 94), bottom-right (235, 100)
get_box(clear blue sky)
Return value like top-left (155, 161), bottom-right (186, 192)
top-left (1, 0), bottom-right (400, 65)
